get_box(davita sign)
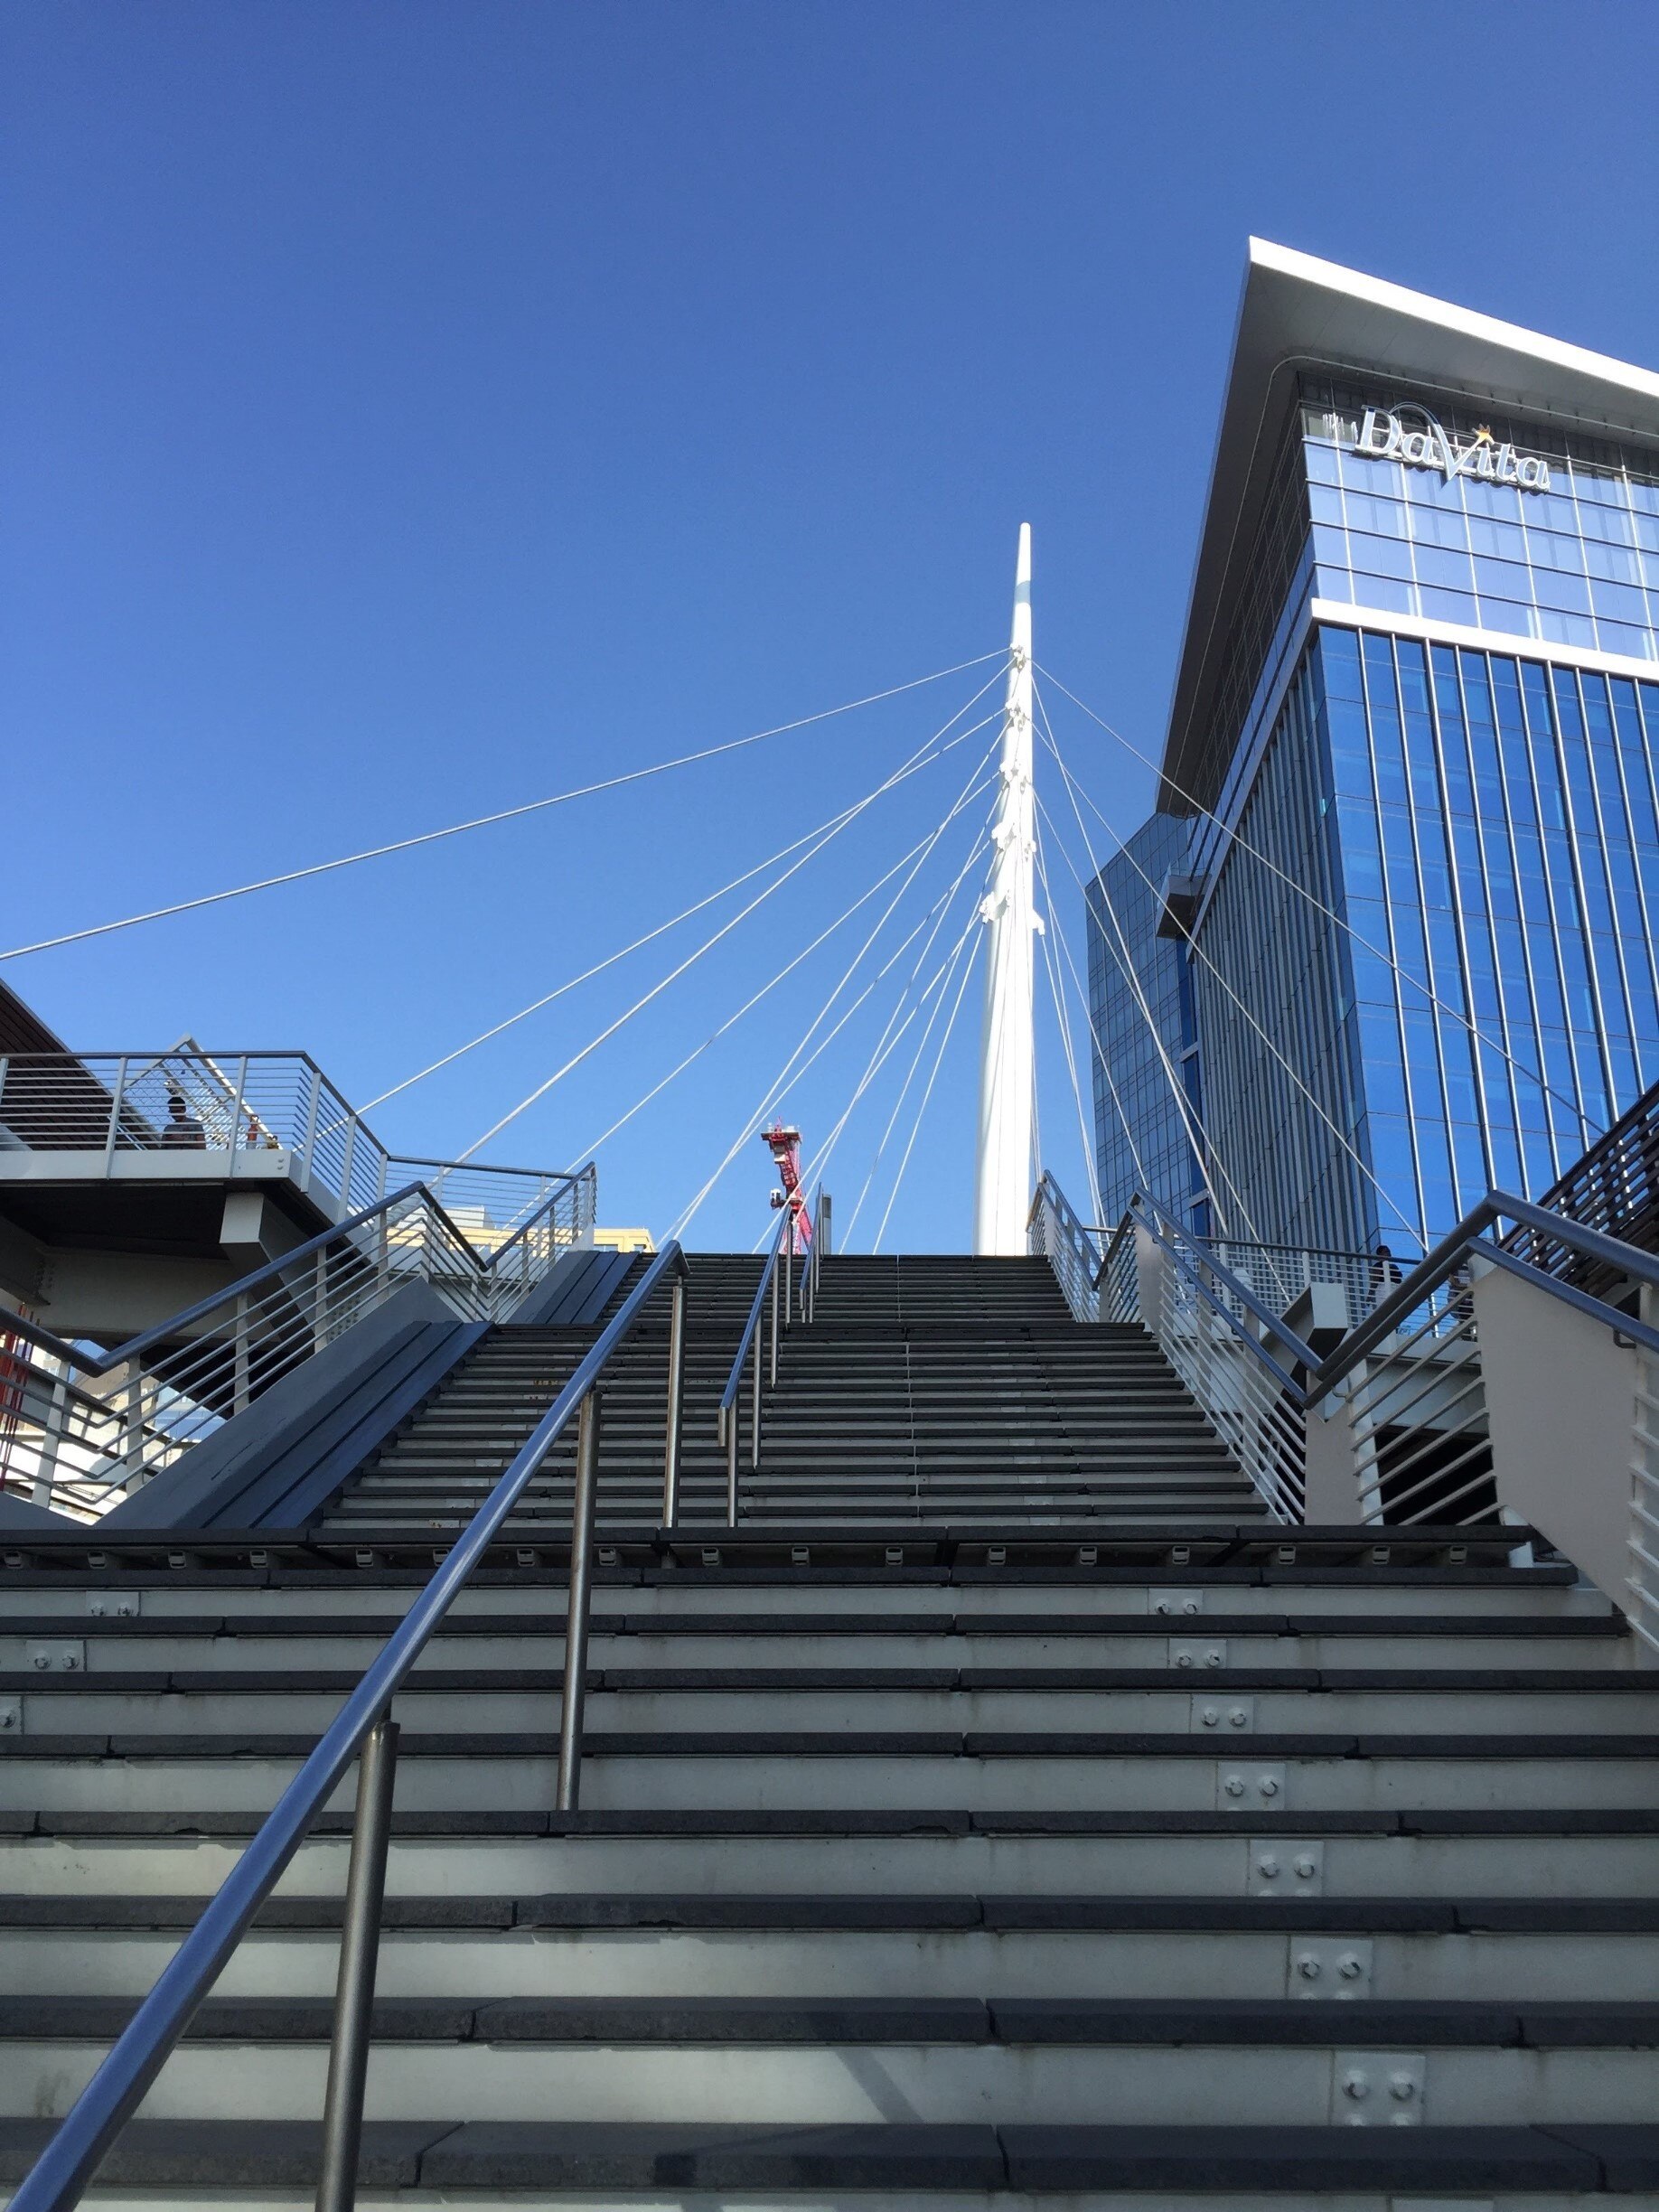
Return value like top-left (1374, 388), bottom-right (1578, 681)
top-left (1352, 403), bottom-right (1551, 492)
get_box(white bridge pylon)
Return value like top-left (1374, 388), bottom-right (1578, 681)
top-left (972, 523), bottom-right (1041, 1256)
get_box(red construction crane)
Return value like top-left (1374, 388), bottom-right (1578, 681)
top-left (761, 1120), bottom-right (811, 1255)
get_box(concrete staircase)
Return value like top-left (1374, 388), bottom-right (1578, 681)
top-left (1, 1252), bottom-right (1655, 2203)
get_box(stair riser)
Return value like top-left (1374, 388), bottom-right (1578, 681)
top-left (3, 1633), bottom-right (1628, 1672)
top-left (4, 1926), bottom-right (1649, 2002)
top-left (6, 2039), bottom-right (1658, 2128)
top-left (9, 1686), bottom-right (1652, 1731)
top-left (7, 1831), bottom-right (1651, 1898)
top-left (3, 1753), bottom-right (1654, 1814)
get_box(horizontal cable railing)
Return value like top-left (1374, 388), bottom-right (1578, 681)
top-left (0, 1170), bottom-right (590, 1522)
top-left (0, 1050), bottom-right (594, 1248)
top-left (7, 1239), bottom-right (689, 2212)
top-left (1031, 1167), bottom-right (1659, 1542)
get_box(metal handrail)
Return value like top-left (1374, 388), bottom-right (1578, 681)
top-left (479, 1163), bottom-right (596, 1274)
top-left (2, 1183), bottom-right (457, 1383)
top-left (718, 1206), bottom-right (792, 1524)
top-left (1134, 1197), bottom-right (1322, 1373)
top-left (8, 1237), bottom-right (689, 2212)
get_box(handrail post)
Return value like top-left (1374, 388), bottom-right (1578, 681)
top-left (314, 1709), bottom-right (399, 2212)
top-left (768, 1259), bottom-right (780, 1387)
top-left (225, 1054), bottom-right (248, 1159)
top-left (556, 1390), bottom-right (602, 1813)
top-left (751, 1320), bottom-right (762, 1472)
top-left (661, 1270), bottom-right (686, 1525)
top-left (783, 1233), bottom-right (792, 1335)
top-left (103, 1056), bottom-right (128, 1169)
top-left (726, 1397), bottom-right (740, 1526)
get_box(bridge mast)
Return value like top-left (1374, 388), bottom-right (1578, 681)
top-left (972, 523), bottom-right (1037, 1256)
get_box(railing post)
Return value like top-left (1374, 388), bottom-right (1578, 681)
top-left (783, 1233), bottom-right (792, 1335)
top-left (121, 1361), bottom-right (145, 1488)
top-left (314, 1709), bottom-right (399, 2212)
top-left (768, 1259), bottom-right (779, 1388)
top-left (225, 1054), bottom-right (248, 1159)
top-left (231, 1294), bottom-right (250, 1417)
top-left (750, 1319), bottom-right (762, 1472)
top-left (299, 1064), bottom-right (322, 1186)
top-left (556, 1391), bottom-right (602, 1812)
top-left (339, 1107), bottom-right (360, 1214)
top-left (661, 1272), bottom-right (686, 1526)
top-left (103, 1056), bottom-right (129, 1169)
top-left (726, 1397), bottom-right (740, 1526)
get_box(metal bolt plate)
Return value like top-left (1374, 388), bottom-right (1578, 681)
top-left (25, 1640), bottom-right (85, 1674)
top-left (1288, 1936), bottom-right (1373, 1998)
top-left (1250, 1838), bottom-right (1324, 1896)
top-left (86, 1592), bottom-right (139, 1618)
top-left (1148, 1589), bottom-right (1203, 1617)
top-left (1216, 1760), bottom-right (1286, 1811)
top-left (1170, 1637), bottom-right (1228, 1671)
top-left (0, 1697), bottom-right (20, 1734)
top-left (1330, 2048), bottom-right (1425, 2125)
top-left (1192, 1694), bottom-right (1254, 1734)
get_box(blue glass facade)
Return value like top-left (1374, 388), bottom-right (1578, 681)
top-left (1084, 814), bottom-right (1204, 1231)
top-left (1092, 368), bottom-right (1659, 1257)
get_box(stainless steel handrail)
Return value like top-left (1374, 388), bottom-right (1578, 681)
top-left (476, 1163), bottom-right (596, 1274)
top-left (1, 1182), bottom-right (451, 1382)
top-left (718, 1207), bottom-right (792, 1525)
top-left (8, 1237), bottom-right (689, 2212)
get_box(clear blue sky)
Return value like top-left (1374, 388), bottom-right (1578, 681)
top-left (6, 1), bottom-right (1657, 1248)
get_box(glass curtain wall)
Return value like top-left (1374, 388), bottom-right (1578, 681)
top-left (1321, 624), bottom-right (1659, 1240)
top-left (1189, 652), bottom-right (1377, 1254)
top-left (1085, 813), bottom-right (1204, 1231)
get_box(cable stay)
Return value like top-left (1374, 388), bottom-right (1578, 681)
top-left (0, 650), bottom-right (1008, 967)
top-left (802, 826), bottom-right (995, 1219)
top-left (569, 790), bottom-right (996, 1173)
top-left (841, 896), bottom-right (983, 1246)
top-left (457, 695), bottom-right (1008, 1163)
top-left (1031, 688), bottom-right (1421, 1245)
top-left (363, 670), bottom-right (1009, 1116)
top-left (667, 758), bottom-right (1000, 1244)
top-left (1034, 658), bottom-right (1596, 1146)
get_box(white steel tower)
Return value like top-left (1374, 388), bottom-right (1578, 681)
top-left (972, 524), bottom-right (1038, 1256)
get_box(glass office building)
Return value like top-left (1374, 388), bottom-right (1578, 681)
top-left (1090, 242), bottom-right (1659, 1256)
top-left (1083, 811), bottom-right (1204, 1229)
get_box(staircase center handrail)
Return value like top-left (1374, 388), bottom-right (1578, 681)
top-left (0, 1179), bottom-right (474, 1382)
top-left (7, 1236), bottom-right (689, 2212)
top-left (719, 1206), bottom-right (792, 1418)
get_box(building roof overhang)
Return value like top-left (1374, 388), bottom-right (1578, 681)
top-left (1160, 239), bottom-right (1659, 811)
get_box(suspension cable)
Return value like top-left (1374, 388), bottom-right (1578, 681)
top-left (665, 745), bottom-right (1001, 1243)
top-left (569, 789), bottom-right (994, 1167)
top-left (361, 685), bottom-right (1005, 1113)
top-left (873, 923), bottom-right (982, 1251)
top-left (1035, 658), bottom-right (1594, 1142)
top-left (1037, 736), bottom-right (1420, 1243)
top-left (803, 822), bottom-right (991, 1206)
top-left (843, 895), bottom-right (982, 1245)
top-left (1036, 693), bottom-right (1256, 1238)
top-left (1031, 823), bottom-right (1103, 1222)
top-left (1030, 823), bottom-right (1154, 1210)
top-left (0, 650), bottom-right (1008, 965)
top-left (459, 702), bottom-right (1006, 1162)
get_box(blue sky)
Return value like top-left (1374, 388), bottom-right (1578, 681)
top-left (6, 1), bottom-right (1658, 1248)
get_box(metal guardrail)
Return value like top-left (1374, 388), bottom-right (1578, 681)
top-left (6, 1237), bottom-right (690, 2212)
top-left (0, 1168), bottom-right (591, 1521)
top-left (1032, 1169), bottom-right (1659, 1546)
top-left (717, 1189), bottom-right (820, 1523)
top-left (0, 1049), bottom-right (595, 1249)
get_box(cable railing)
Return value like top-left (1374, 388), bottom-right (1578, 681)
top-left (0, 1169), bottom-right (591, 1521)
top-left (6, 1238), bottom-right (689, 2212)
top-left (719, 1187), bottom-right (819, 1522)
top-left (1032, 1167), bottom-right (1659, 1557)
top-left (0, 1049), bottom-right (595, 1249)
